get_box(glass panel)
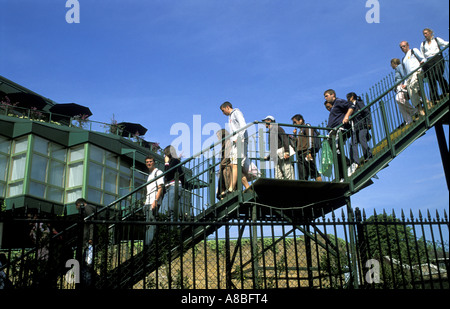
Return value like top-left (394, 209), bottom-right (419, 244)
top-left (89, 162), bottom-right (103, 188)
top-left (0, 154), bottom-right (8, 181)
top-left (33, 136), bottom-right (49, 155)
top-left (66, 188), bottom-right (82, 203)
top-left (8, 181), bottom-right (23, 197)
top-left (31, 154), bottom-right (48, 182)
top-left (0, 137), bottom-right (10, 154)
top-left (90, 145), bottom-right (104, 163)
top-left (52, 144), bottom-right (66, 161)
top-left (47, 187), bottom-right (63, 203)
top-left (48, 161), bottom-right (65, 187)
top-left (29, 181), bottom-right (45, 197)
top-left (106, 153), bottom-right (118, 168)
top-left (88, 188), bottom-right (102, 204)
top-left (68, 161), bottom-right (84, 187)
top-left (134, 172), bottom-right (146, 189)
top-left (0, 183), bottom-right (4, 197)
top-left (119, 160), bottom-right (131, 175)
top-left (119, 175), bottom-right (131, 196)
top-left (13, 137), bottom-right (28, 154)
top-left (69, 145), bottom-right (85, 162)
top-left (10, 154), bottom-right (26, 181)
top-left (104, 168), bottom-right (117, 193)
top-left (103, 193), bottom-right (116, 206)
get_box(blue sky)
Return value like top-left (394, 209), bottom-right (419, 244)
top-left (1, 0), bottom-right (449, 216)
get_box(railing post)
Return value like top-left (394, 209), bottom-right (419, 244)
top-left (258, 126), bottom-right (267, 178)
top-left (379, 100), bottom-right (396, 158)
top-left (346, 197), bottom-right (359, 289)
top-left (435, 121), bottom-right (450, 190)
top-left (76, 208), bottom-right (85, 289)
top-left (329, 132), bottom-right (340, 181)
top-left (355, 207), bottom-right (369, 288)
top-left (417, 72), bottom-right (431, 128)
top-left (236, 136), bottom-right (243, 193)
top-left (209, 146), bottom-right (216, 207)
top-left (174, 171), bottom-right (180, 221)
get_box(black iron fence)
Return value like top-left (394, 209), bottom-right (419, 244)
top-left (0, 205), bottom-right (448, 289)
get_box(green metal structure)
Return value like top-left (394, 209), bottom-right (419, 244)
top-left (0, 46), bottom-right (448, 289)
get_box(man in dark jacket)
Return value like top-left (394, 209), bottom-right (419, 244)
top-left (291, 114), bottom-right (322, 181)
top-left (324, 89), bottom-right (355, 181)
top-left (346, 92), bottom-right (373, 166)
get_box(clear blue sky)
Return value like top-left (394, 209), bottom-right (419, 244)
top-left (1, 0), bottom-right (449, 216)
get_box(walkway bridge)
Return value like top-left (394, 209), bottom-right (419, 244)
top-left (92, 46), bottom-right (448, 288)
top-left (3, 47), bottom-right (448, 289)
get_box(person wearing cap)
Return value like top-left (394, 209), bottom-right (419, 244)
top-left (262, 115), bottom-right (294, 180)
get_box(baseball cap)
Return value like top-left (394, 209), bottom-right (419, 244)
top-left (262, 115), bottom-right (275, 122)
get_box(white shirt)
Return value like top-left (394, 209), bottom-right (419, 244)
top-left (420, 37), bottom-right (449, 59)
top-left (228, 108), bottom-right (247, 142)
top-left (402, 48), bottom-right (424, 75)
top-left (145, 168), bottom-right (164, 205)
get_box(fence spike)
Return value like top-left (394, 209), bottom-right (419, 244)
top-left (410, 209), bottom-right (415, 221)
top-left (435, 209), bottom-right (440, 221)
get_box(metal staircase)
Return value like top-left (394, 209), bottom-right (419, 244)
top-left (88, 46), bottom-right (450, 288)
top-left (3, 47), bottom-right (447, 289)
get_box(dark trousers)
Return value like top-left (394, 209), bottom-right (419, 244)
top-left (423, 54), bottom-right (449, 101)
top-left (296, 150), bottom-right (319, 180)
top-left (350, 127), bottom-right (372, 165)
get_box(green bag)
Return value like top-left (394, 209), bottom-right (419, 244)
top-left (318, 139), bottom-right (333, 177)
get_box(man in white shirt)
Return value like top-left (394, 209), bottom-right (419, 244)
top-left (144, 156), bottom-right (164, 245)
top-left (420, 28), bottom-right (449, 102)
top-left (400, 41), bottom-right (426, 116)
top-left (220, 101), bottom-right (250, 192)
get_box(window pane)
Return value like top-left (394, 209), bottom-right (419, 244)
top-left (0, 154), bottom-right (8, 181)
top-left (31, 154), bottom-right (48, 182)
top-left (119, 160), bottom-right (131, 175)
top-left (48, 161), bottom-right (65, 187)
top-left (103, 193), bottom-right (116, 206)
top-left (13, 138), bottom-right (28, 154)
top-left (90, 145), bottom-right (104, 163)
top-left (66, 188), bottom-right (82, 203)
top-left (68, 162), bottom-right (84, 187)
top-left (104, 168), bottom-right (117, 193)
top-left (106, 153), bottom-right (118, 168)
top-left (69, 145), bottom-right (85, 162)
top-left (8, 181), bottom-right (23, 197)
top-left (0, 183), bottom-right (4, 197)
top-left (52, 144), bottom-right (66, 161)
top-left (89, 162), bottom-right (103, 188)
top-left (29, 181), bottom-right (45, 197)
top-left (119, 175), bottom-right (131, 196)
top-left (10, 154), bottom-right (26, 181)
top-left (47, 187), bottom-right (63, 203)
top-left (88, 188), bottom-right (102, 204)
top-left (0, 137), bottom-right (10, 154)
top-left (33, 136), bottom-right (49, 155)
